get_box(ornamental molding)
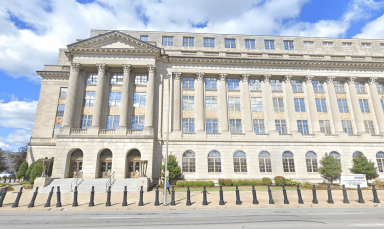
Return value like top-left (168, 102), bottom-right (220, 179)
top-left (122, 64), bottom-right (132, 73)
top-left (284, 75), bottom-right (292, 83)
top-left (219, 73), bottom-right (227, 81)
top-left (195, 72), bottom-right (205, 81)
top-left (368, 76), bottom-right (378, 85)
top-left (263, 74), bottom-right (271, 82)
top-left (241, 73), bottom-right (250, 82)
top-left (326, 75), bottom-right (336, 84)
top-left (347, 76), bottom-right (357, 85)
top-left (96, 63), bottom-right (107, 73)
top-left (70, 63), bottom-right (82, 72)
top-left (173, 72), bottom-right (181, 80)
top-left (305, 75), bottom-right (314, 84)
top-left (147, 64), bottom-right (156, 72)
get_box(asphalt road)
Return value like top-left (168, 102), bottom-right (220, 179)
top-left (1, 207), bottom-right (384, 229)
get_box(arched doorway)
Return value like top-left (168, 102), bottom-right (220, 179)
top-left (99, 149), bottom-right (113, 178)
top-left (69, 149), bottom-right (83, 178)
top-left (127, 149), bottom-right (141, 178)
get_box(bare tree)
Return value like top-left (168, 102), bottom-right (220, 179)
top-left (0, 148), bottom-right (6, 172)
top-left (11, 145), bottom-right (28, 171)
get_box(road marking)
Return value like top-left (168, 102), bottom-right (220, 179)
top-left (306, 213), bottom-right (365, 215)
top-left (90, 217), bottom-right (147, 219)
top-left (350, 224), bottom-right (384, 227)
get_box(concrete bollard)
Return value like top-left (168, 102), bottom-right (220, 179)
top-left (0, 187), bottom-right (8, 207)
top-left (186, 186), bottom-right (191, 206)
top-left (12, 187), bottom-right (23, 208)
top-left (56, 186), bottom-right (62, 207)
top-left (342, 185), bottom-right (349, 204)
top-left (105, 186), bottom-right (112, 207)
top-left (297, 184), bottom-right (303, 204)
top-left (171, 186), bottom-right (176, 206)
top-left (312, 185), bottom-right (318, 204)
top-left (219, 185), bottom-right (225, 205)
top-left (89, 186), bottom-right (95, 207)
top-left (202, 186), bottom-right (208, 205)
top-left (282, 185), bottom-right (289, 204)
top-left (72, 186), bottom-right (78, 207)
top-left (327, 184), bottom-right (334, 204)
top-left (122, 186), bottom-right (128, 206)
top-left (252, 185), bottom-right (259, 205)
top-left (357, 184), bottom-right (365, 203)
top-left (268, 185), bottom-right (274, 204)
top-left (372, 184), bottom-right (380, 203)
top-left (44, 186), bottom-right (54, 207)
top-left (28, 187), bottom-right (39, 208)
top-left (235, 185), bottom-right (241, 205)
top-left (138, 186), bottom-right (144, 206)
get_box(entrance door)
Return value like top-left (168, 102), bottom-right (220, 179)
top-left (69, 149), bottom-right (83, 178)
top-left (99, 149), bottom-right (113, 178)
top-left (127, 150), bottom-right (141, 178)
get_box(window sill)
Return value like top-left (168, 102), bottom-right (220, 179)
top-left (228, 89), bottom-right (240, 92)
top-left (250, 90), bottom-right (262, 92)
top-left (293, 91), bottom-right (304, 93)
top-left (135, 84), bottom-right (147, 87)
top-left (336, 92), bottom-right (347, 94)
top-left (357, 92), bottom-right (367, 94)
top-left (205, 89), bottom-right (218, 91)
top-left (183, 88), bottom-right (195, 91)
top-left (272, 90), bottom-right (283, 93)
top-left (314, 91), bottom-right (325, 93)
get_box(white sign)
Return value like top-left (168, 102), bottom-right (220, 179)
top-left (340, 174), bottom-right (368, 188)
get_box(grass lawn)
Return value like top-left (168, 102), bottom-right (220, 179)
top-left (150, 186), bottom-right (310, 192)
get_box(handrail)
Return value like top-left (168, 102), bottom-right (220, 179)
top-left (106, 171), bottom-right (115, 192)
top-left (70, 171), bottom-right (83, 192)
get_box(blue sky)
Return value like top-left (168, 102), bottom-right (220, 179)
top-left (0, 0), bottom-right (384, 151)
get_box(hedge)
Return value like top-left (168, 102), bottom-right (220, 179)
top-left (176, 181), bottom-right (214, 187)
top-left (262, 177), bottom-right (272, 185)
top-left (274, 176), bottom-right (285, 186)
top-left (285, 178), bottom-right (301, 186)
top-left (16, 162), bottom-right (28, 179)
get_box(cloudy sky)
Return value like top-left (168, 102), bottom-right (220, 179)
top-left (0, 0), bottom-right (384, 151)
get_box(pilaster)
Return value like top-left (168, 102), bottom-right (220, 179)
top-left (143, 64), bottom-right (156, 136)
top-left (89, 63), bottom-right (107, 135)
top-left (116, 64), bottom-right (132, 135)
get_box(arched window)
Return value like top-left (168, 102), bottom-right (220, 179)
top-left (376, 152), bottom-right (384, 173)
top-left (305, 151), bottom-right (318, 172)
top-left (330, 151), bottom-right (341, 166)
top-left (259, 151), bottom-right (272, 172)
top-left (182, 151), bottom-right (195, 172)
top-left (282, 151), bottom-right (295, 172)
top-left (208, 151), bottom-right (221, 173)
top-left (233, 151), bottom-right (247, 173)
top-left (353, 151), bottom-right (364, 158)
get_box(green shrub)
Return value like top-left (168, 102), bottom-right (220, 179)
top-left (373, 180), bottom-right (384, 187)
top-left (218, 179), bottom-right (225, 186)
top-left (274, 176), bottom-right (286, 186)
top-left (243, 179), bottom-right (251, 185)
top-left (262, 177), bottom-right (272, 185)
top-left (319, 153), bottom-right (342, 184)
top-left (303, 182), bottom-right (312, 189)
top-left (29, 161), bottom-right (43, 184)
top-left (207, 181), bottom-right (214, 187)
top-left (176, 180), bottom-right (185, 187)
top-left (250, 180), bottom-right (264, 186)
top-left (25, 162), bottom-right (36, 179)
top-left (224, 179), bottom-right (233, 186)
top-left (237, 180), bottom-right (244, 186)
top-left (285, 178), bottom-right (301, 186)
top-left (17, 162), bottom-right (28, 179)
top-left (350, 152), bottom-right (379, 181)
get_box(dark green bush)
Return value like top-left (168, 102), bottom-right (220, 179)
top-left (17, 162), bottom-right (28, 179)
top-left (176, 180), bottom-right (185, 187)
top-left (250, 180), bottom-right (264, 186)
top-left (25, 162), bottom-right (36, 179)
top-left (262, 177), bottom-right (272, 185)
top-left (243, 179), bottom-right (251, 185)
top-left (28, 158), bottom-right (54, 184)
top-left (224, 179), bottom-right (233, 186)
top-left (236, 180), bottom-right (244, 186)
top-left (207, 181), bottom-right (214, 187)
top-left (218, 179), bottom-right (225, 186)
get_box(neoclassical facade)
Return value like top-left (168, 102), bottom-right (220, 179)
top-left (28, 30), bottom-right (384, 184)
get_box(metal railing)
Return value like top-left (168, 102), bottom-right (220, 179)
top-left (70, 171), bottom-right (83, 192)
top-left (106, 171), bottom-right (115, 192)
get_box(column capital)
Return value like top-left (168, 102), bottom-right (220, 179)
top-left (71, 63), bottom-right (82, 72)
top-left (195, 72), bottom-right (205, 81)
top-left (305, 75), bottom-right (314, 84)
top-left (284, 75), bottom-right (292, 83)
top-left (347, 76), bottom-right (357, 85)
top-left (219, 73), bottom-right (227, 81)
top-left (368, 76), bottom-right (378, 85)
top-left (262, 74), bottom-right (271, 82)
top-left (96, 63), bottom-right (107, 73)
top-left (241, 73), bottom-right (250, 82)
top-left (326, 75), bottom-right (336, 84)
top-left (122, 64), bottom-right (132, 73)
top-left (173, 72), bottom-right (181, 80)
top-left (147, 64), bottom-right (156, 72)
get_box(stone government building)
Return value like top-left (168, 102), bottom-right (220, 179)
top-left (28, 29), bottom-right (384, 186)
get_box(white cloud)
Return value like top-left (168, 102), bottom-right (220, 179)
top-left (5, 129), bottom-right (31, 146)
top-left (0, 100), bottom-right (37, 130)
top-left (0, 141), bottom-right (12, 151)
top-left (354, 14), bottom-right (384, 38)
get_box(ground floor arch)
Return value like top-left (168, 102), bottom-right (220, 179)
top-left (66, 149), bottom-right (83, 178)
top-left (126, 149), bottom-right (141, 178)
top-left (98, 149), bottom-right (113, 178)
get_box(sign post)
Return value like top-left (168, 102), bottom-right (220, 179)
top-left (340, 174), bottom-right (368, 188)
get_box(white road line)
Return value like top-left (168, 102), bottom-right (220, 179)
top-left (90, 217), bottom-right (148, 219)
top-left (350, 224), bottom-right (384, 227)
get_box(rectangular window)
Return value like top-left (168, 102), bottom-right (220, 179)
top-left (56, 104), bottom-right (65, 117)
top-left (106, 115), bottom-right (119, 129)
top-left (304, 41), bottom-right (314, 51)
top-left (110, 73), bottom-right (123, 84)
top-left (225, 39), bottom-right (236, 48)
top-left (60, 88), bottom-right (68, 98)
top-left (83, 91), bottom-right (95, 107)
top-left (140, 35), bottom-right (148, 41)
top-left (377, 82), bottom-right (384, 93)
top-left (381, 43), bottom-right (384, 52)
top-left (53, 124), bottom-right (62, 137)
top-left (323, 42), bottom-right (333, 51)
top-left (297, 120), bottom-right (309, 134)
top-left (315, 98), bottom-right (327, 112)
top-left (205, 78), bottom-right (217, 89)
top-left (245, 39), bottom-right (255, 49)
top-left (182, 118), bottom-right (195, 133)
top-left (249, 79), bottom-right (261, 91)
top-left (333, 81), bottom-right (344, 92)
top-left (253, 119), bottom-right (265, 134)
top-left (381, 100), bottom-right (384, 112)
top-left (294, 98), bottom-right (306, 112)
top-left (183, 37), bottom-right (194, 47)
top-left (251, 97), bottom-right (263, 112)
top-left (132, 116), bottom-right (145, 130)
top-left (206, 119), bottom-right (218, 133)
top-left (341, 120), bottom-right (353, 135)
top-left (204, 38), bottom-right (215, 48)
top-left (183, 77), bottom-right (195, 89)
top-left (284, 41), bottom-right (294, 50)
top-left (86, 73), bottom-right (98, 84)
top-left (271, 79), bottom-right (282, 91)
top-left (133, 93), bottom-right (146, 107)
top-left (355, 82), bottom-right (365, 93)
top-left (364, 120), bottom-right (375, 135)
top-left (81, 115), bottom-right (93, 129)
top-left (229, 119), bottom-right (242, 133)
top-left (182, 96), bottom-right (194, 110)
top-left (337, 99), bottom-right (349, 113)
top-left (229, 97), bottom-right (241, 111)
top-left (275, 120), bottom-right (287, 134)
top-left (312, 81), bottom-right (323, 92)
top-left (273, 98), bottom-right (284, 112)
top-left (162, 36), bottom-right (173, 46)
top-left (342, 42), bottom-right (352, 52)
top-left (135, 74), bottom-right (147, 85)
top-left (319, 120), bottom-right (331, 134)
top-left (228, 78), bottom-right (239, 90)
top-left (205, 96), bottom-right (217, 110)
top-left (264, 40), bottom-right (275, 50)
top-left (109, 92), bottom-right (122, 107)
top-left (291, 80), bottom-right (303, 92)
top-left (359, 99), bottom-right (370, 113)
top-left (361, 43), bottom-right (371, 52)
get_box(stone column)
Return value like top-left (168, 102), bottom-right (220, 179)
top-left (219, 73), bottom-right (230, 139)
top-left (263, 74), bottom-right (276, 134)
top-left (284, 75), bottom-right (299, 134)
top-left (89, 63), bottom-right (107, 135)
top-left (326, 76), bottom-right (344, 134)
top-left (173, 72), bottom-right (182, 136)
top-left (143, 64), bottom-right (156, 135)
top-left (195, 72), bottom-right (205, 135)
top-left (368, 77), bottom-right (384, 134)
top-left (241, 73), bottom-right (253, 133)
top-left (116, 64), bottom-right (132, 135)
top-left (347, 76), bottom-right (367, 134)
top-left (305, 75), bottom-right (321, 133)
top-left (61, 63), bottom-right (82, 135)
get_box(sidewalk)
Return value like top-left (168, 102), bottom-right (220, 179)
top-left (0, 188), bottom-right (382, 212)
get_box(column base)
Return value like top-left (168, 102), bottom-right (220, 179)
top-left (60, 125), bottom-right (71, 135)
top-left (360, 132), bottom-right (372, 140)
top-left (221, 131), bottom-right (231, 140)
top-left (88, 126), bottom-right (100, 135)
top-left (268, 130), bottom-right (279, 140)
top-left (116, 126), bottom-right (127, 135)
top-left (291, 131), bottom-right (302, 140)
top-left (143, 126), bottom-right (154, 136)
top-left (314, 132), bottom-right (326, 140)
